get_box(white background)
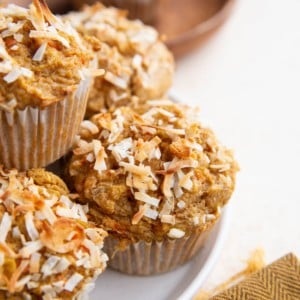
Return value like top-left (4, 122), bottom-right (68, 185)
top-left (173, 0), bottom-right (300, 290)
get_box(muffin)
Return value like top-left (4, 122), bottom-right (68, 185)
top-left (0, 1), bottom-right (97, 170)
top-left (0, 167), bottom-right (108, 299)
top-left (66, 99), bottom-right (238, 275)
top-left (63, 3), bottom-right (174, 117)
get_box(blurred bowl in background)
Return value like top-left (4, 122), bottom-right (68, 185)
top-left (156, 0), bottom-right (237, 57)
top-left (9, 0), bottom-right (72, 13)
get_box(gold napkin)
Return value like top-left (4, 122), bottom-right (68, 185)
top-left (212, 253), bottom-right (300, 300)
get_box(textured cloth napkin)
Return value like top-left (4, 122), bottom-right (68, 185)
top-left (212, 253), bottom-right (300, 300)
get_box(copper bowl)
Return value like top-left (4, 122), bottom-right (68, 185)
top-left (9, 0), bottom-right (72, 13)
top-left (156, 0), bottom-right (237, 57)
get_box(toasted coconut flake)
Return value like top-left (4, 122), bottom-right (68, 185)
top-left (41, 205), bottom-right (57, 225)
top-left (81, 120), bottom-right (99, 135)
top-left (178, 171), bottom-right (194, 190)
top-left (0, 5), bottom-right (28, 17)
top-left (3, 68), bottom-right (21, 83)
top-left (38, 0), bottom-right (64, 30)
top-left (109, 89), bottom-right (128, 103)
top-left (85, 228), bottom-right (106, 245)
top-left (27, 281), bottom-right (39, 289)
top-left (29, 30), bottom-right (70, 48)
top-left (189, 142), bottom-right (203, 152)
top-left (3, 67), bottom-right (33, 83)
top-left (162, 174), bottom-right (174, 198)
top-left (161, 214), bottom-right (175, 225)
top-left (25, 211), bottom-right (39, 241)
top-left (20, 240), bottom-right (43, 258)
top-left (144, 206), bottom-right (158, 220)
top-left (7, 260), bottom-right (29, 293)
top-left (56, 206), bottom-right (76, 219)
top-left (32, 42), bottom-right (47, 61)
top-left (167, 228), bottom-right (185, 239)
top-left (83, 239), bottom-right (101, 268)
top-left (108, 137), bottom-right (133, 162)
top-left (104, 71), bottom-right (127, 89)
top-left (14, 33), bottom-right (23, 42)
top-left (41, 255), bottom-right (60, 277)
top-left (40, 218), bottom-right (84, 254)
top-left (120, 162), bottom-right (151, 177)
top-left (30, 0), bottom-right (46, 31)
top-left (159, 196), bottom-right (174, 217)
top-left (93, 140), bottom-right (107, 172)
top-left (0, 60), bottom-right (13, 74)
top-left (157, 126), bottom-right (186, 136)
top-left (173, 184), bottom-right (184, 199)
top-left (132, 204), bottom-right (147, 225)
top-left (193, 216), bottom-right (199, 225)
top-left (161, 158), bottom-right (199, 175)
top-left (156, 108), bottom-right (175, 118)
top-left (0, 98), bottom-right (17, 112)
top-left (29, 252), bottom-right (41, 273)
top-left (205, 214), bottom-right (216, 222)
top-left (15, 275), bottom-right (31, 289)
top-left (134, 191), bottom-right (160, 207)
top-left (177, 200), bottom-right (186, 209)
top-left (79, 68), bottom-right (105, 80)
top-left (140, 125), bottom-right (157, 135)
top-left (64, 273), bottom-right (83, 292)
top-left (73, 140), bottom-right (94, 156)
top-left (10, 45), bottom-right (19, 51)
top-left (132, 54), bottom-right (142, 68)
top-left (0, 212), bottom-right (12, 243)
top-left (0, 241), bottom-right (17, 257)
top-left (52, 257), bottom-right (70, 274)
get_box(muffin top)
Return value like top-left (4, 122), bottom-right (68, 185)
top-left (63, 4), bottom-right (174, 117)
top-left (67, 100), bottom-right (238, 243)
top-left (0, 167), bottom-right (107, 299)
top-left (0, 1), bottom-right (91, 111)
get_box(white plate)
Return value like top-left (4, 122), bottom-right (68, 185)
top-left (91, 206), bottom-right (230, 300)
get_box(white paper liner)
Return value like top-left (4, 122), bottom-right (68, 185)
top-left (104, 223), bottom-right (215, 275)
top-left (0, 77), bottom-right (92, 170)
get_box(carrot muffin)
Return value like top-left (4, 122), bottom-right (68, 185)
top-left (0, 1), bottom-right (97, 170)
top-left (0, 167), bottom-right (108, 299)
top-left (66, 99), bottom-right (238, 275)
top-left (63, 3), bottom-right (174, 117)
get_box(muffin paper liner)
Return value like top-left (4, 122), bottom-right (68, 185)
top-left (0, 77), bottom-right (91, 170)
top-left (104, 222), bottom-right (216, 275)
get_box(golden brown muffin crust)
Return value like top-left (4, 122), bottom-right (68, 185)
top-left (0, 1), bottom-right (91, 110)
top-left (63, 4), bottom-right (174, 117)
top-left (67, 100), bottom-right (238, 243)
top-left (0, 167), bottom-right (107, 299)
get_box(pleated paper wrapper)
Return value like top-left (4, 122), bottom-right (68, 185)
top-left (104, 221), bottom-right (216, 275)
top-left (0, 76), bottom-right (92, 170)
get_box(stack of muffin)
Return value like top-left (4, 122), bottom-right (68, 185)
top-left (0, 1), bottom-right (238, 298)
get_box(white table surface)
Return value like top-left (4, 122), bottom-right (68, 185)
top-left (173, 0), bottom-right (300, 293)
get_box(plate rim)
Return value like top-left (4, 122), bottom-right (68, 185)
top-left (178, 205), bottom-right (231, 299)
